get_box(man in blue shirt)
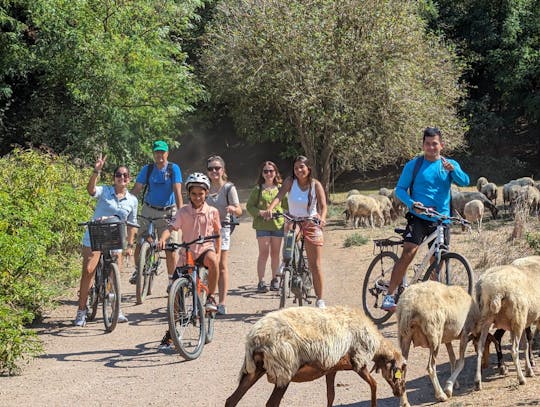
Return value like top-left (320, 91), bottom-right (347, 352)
top-left (130, 140), bottom-right (183, 289)
top-left (381, 127), bottom-right (470, 311)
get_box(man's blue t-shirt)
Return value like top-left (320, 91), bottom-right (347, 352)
top-left (395, 156), bottom-right (469, 222)
top-left (135, 162), bottom-right (182, 207)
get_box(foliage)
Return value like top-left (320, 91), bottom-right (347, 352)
top-left (526, 231), bottom-right (540, 254)
top-left (201, 0), bottom-right (467, 191)
top-left (343, 233), bottom-right (369, 248)
top-left (0, 148), bottom-right (91, 374)
top-left (0, 0), bottom-right (206, 166)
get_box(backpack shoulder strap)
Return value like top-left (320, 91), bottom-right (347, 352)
top-left (224, 182), bottom-right (234, 206)
top-left (409, 156), bottom-right (424, 196)
top-left (167, 162), bottom-right (173, 177)
top-left (142, 163), bottom-right (154, 200)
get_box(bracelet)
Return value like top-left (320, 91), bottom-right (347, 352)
top-left (93, 169), bottom-right (101, 174)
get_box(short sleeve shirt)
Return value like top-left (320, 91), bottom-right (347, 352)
top-left (206, 182), bottom-right (240, 223)
top-left (135, 162), bottom-right (182, 207)
top-left (92, 185), bottom-right (138, 223)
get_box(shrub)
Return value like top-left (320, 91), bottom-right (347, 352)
top-left (0, 148), bottom-right (92, 374)
top-left (344, 233), bottom-right (369, 247)
top-left (526, 232), bottom-right (540, 254)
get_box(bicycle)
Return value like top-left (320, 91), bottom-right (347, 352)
top-left (362, 204), bottom-right (473, 324)
top-left (134, 214), bottom-right (171, 304)
top-left (272, 212), bottom-right (316, 308)
top-left (81, 217), bottom-right (138, 332)
top-left (165, 234), bottom-right (219, 360)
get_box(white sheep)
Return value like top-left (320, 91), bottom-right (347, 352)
top-left (346, 194), bottom-right (384, 228)
top-left (515, 176), bottom-right (535, 187)
top-left (480, 182), bottom-right (498, 205)
top-left (225, 306), bottom-right (410, 407)
top-left (379, 187), bottom-right (392, 197)
top-left (474, 259), bottom-right (540, 389)
top-left (397, 281), bottom-right (479, 402)
top-left (390, 188), bottom-right (407, 218)
top-left (476, 177), bottom-right (488, 192)
top-left (503, 182), bottom-right (521, 210)
top-left (464, 199), bottom-right (484, 232)
top-left (516, 185), bottom-right (540, 215)
top-left (346, 189), bottom-right (361, 198)
top-left (451, 190), bottom-right (498, 219)
top-left (369, 194), bottom-right (393, 224)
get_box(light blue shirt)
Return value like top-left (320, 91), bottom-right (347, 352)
top-left (395, 156), bottom-right (469, 222)
top-left (135, 162), bottom-right (182, 207)
top-left (82, 185), bottom-right (138, 247)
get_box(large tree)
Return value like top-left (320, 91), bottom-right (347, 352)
top-left (201, 0), bottom-right (466, 191)
top-left (0, 0), bottom-right (205, 165)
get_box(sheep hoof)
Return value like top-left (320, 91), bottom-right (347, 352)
top-left (474, 381), bottom-right (482, 391)
top-left (519, 377), bottom-right (527, 385)
top-left (435, 392), bottom-right (448, 402)
top-left (499, 365), bottom-right (508, 376)
top-left (525, 368), bottom-right (534, 378)
top-left (443, 385), bottom-right (453, 398)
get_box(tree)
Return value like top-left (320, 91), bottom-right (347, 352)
top-left (0, 0), bottom-right (206, 165)
top-left (201, 0), bottom-right (466, 191)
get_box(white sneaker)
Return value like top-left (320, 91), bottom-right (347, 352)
top-left (315, 299), bottom-right (326, 309)
top-left (118, 312), bottom-right (128, 323)
top-left (74, 309), bottom-right (87, 327)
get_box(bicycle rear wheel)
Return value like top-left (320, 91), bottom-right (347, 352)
top-left (136, 242), bottom-right (153, 304)
top-left (168, 277), bottom-right (205, 360)
top-left (199, 268), bottom-right (215, 344)
top-left (362, 251), bottom-right (398, 324)
top-left (422, 252), bottom-right (473, 295)
top-left (86, 261), bottom-right (101, 322)
top-left (102, 262), bottom-right (121, 332)
top-left (279, 267), bottom-right (292, 309)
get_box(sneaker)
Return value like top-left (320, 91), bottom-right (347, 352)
top-left (315, 299), bottom-right (326, 309)
top-left (381, 294), bottom-right (397, 312)
top-left (129, 270), bottom-right (137, 285)
top-left (217, 304), bottom-right (227, 315)
top-left (158, 330), bottom-right (173, 350)
top-left (257, 281), bottom-right (268, 293)
top-left (205, 296), bottom-right (218, 312)
top-left (118, 312), bottom-right (128, 323)
top-left (270, 278), bottom-right (280, 291)
top-left (74, 309), bottom-right (87, 327)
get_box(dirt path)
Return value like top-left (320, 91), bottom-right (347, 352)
top-left (1, 215), bottom-right (540, 406)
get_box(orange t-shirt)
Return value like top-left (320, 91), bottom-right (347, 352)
top-left (169, 202), bottom-right (221, 264)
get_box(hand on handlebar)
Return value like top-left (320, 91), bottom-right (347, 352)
top-left (157, 239), bottom-right (167, 251)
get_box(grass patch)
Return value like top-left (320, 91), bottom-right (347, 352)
top-left (327, 203), bottom-right (345, 219)
top-left (344, 232), bottom-right (369, 247)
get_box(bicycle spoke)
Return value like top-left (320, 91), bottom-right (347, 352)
top-left (362, 251), bottom-right (398, 324)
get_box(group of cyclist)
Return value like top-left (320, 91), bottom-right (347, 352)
top-left (75, 126), bottom-right (470, 341)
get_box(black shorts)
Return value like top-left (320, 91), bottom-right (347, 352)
top-left (403, 212), bottom-right (450, 247)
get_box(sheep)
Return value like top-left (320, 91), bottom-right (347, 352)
top-left (503, 182), bottom-right (521, 210)
top-left (476, 176), bottom-right (488, 192)
top-left (390, 188), bottom-right (407, 218)
top-left (369, 194), bottom-right (393, 224)
top-left (515, 176), bottom-right (535, 187)
top-left (451, 191), bottom-right (498, 220)
top-left (346, 189), bottom-right (361, 198)
top-left (480, 182), bottom-right (498, 205)
top-left (516, 185), bottom-right (540, 215)
top-left (463, 199), bottom-right (484, 232)
top-left (474, 259), bottom-right (540, 389)
top-left (346, 194), bottom-right (384, 228)
top-left (378, 187), bottom-right (392, 197)
top-left (397, 281), bottom-right (479, 402)
top-left (225, 306), bottom-right (410, 407)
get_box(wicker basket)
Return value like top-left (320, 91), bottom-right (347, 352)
top-left (88, 220), bottom-right (127, 251)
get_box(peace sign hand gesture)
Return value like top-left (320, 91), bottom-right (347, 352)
top-left (94, 153), bottom-right (107, 173)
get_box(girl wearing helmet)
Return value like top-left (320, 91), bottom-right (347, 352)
top-left (157, 172), bottom-right (221, 348)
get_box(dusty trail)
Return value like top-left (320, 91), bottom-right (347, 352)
top-left (1, 214), bottom-right (539, 406)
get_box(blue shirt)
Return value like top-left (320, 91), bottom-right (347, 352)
top-left (82, 185), bottom-right (138, 247)
top-left (395, 156), bottom-right (469, 222)
top-left (135, 162), bottom-right (182, 207)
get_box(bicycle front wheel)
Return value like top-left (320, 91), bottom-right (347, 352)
top-left (102, 262), bottom-right (121, 332)
top-left (422, 252), bottom-right (473, 295)
top-left (362, 251), bottom-right (398, 325)
top-left (136, 241), bottom-right (153, 304)
top-left (168, 277), bottom-right (205, 360)
top-left (279, 267), bottom-right (292, 309)
top-left (198, 268), bottom-right (215, 344)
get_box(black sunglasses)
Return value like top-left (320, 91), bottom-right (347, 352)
top-left (263, 169), bottom-right (275, 174)
top-left (115, 172), bottom-right (130, 178)
top-left (207, 166), bottom-right (222, 172)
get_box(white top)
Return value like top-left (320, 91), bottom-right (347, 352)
top-left (288, 179), bottom-right (317, 217)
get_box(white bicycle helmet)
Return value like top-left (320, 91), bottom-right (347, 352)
top-left (185, 172), bottom-right (210, 191)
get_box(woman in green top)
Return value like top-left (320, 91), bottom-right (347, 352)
top-left (246, 161), bottom-right (288, 293)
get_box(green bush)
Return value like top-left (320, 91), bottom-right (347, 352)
top-left (526, 232), bottom-right (540, 254)
top-left (344, 233), bottom-right (369, 248)
top-left (0, 148), bottom-right (92, 374)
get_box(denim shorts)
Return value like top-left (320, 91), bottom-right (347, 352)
top-left (256, 229), bottom-right (285, 238)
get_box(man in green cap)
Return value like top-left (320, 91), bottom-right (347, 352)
top-left (130, 140), bottom-right (183, 291)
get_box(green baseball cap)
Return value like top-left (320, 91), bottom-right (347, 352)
top-left (153, 140), bottom-right (169, 152)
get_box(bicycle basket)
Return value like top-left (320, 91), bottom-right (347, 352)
top-left (88, 219), bottom-right (127, 251)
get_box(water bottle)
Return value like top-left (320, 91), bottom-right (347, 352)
top-left (283, 230), bottom-right (295, 261)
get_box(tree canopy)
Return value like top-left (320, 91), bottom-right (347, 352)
top-left (201, 0), bottom-right (467, 190)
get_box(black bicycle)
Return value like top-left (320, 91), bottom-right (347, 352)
top-left (165, 235), bottom-right (219, 360)
top-left (362, 204), bottom-right (473, 324)
top-left (82, 217), bottom-right (138, 332)
top-left (272, 212), bottom-right (315, 308)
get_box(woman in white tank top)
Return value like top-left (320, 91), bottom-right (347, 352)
top-left (264, 155), bottom-right (328, 308)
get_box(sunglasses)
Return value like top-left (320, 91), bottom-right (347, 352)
top-left (115, 172), bottom-right (130, 178)
top-left (263, 169), bottom-right (275, 174)
top-left (207, 166), bottom-right (222, 172)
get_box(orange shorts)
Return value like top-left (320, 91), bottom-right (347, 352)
top-left (299, 221), bottom-right (324, 246)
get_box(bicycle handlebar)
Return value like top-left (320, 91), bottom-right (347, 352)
top-left (165, 235), bottom-right (220, 251)
top-left (412, 204), bottom-right (471, 226)
top-left (271, 211), bottom-right (321, 225)
top-left (78, 217), bottom-right (140, 228)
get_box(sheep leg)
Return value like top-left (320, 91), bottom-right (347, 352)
top-left (523, 329), bottom-right (535, 377)
top-left (399, 334), bottom-right (412, 361)
top-left (475, 326), bottom-right (491, 390)
top-left (493, 329), bottom-right (508, 375)
top-left (445, 342), bottom-right (459, 391)
top-left (445, 337), bottom-right (467, 397)
top-left (225, 368), bottom-right (266, 407)
top-left (357, 365), bottom-right (377, 407)
top-left (427, 346), bottom-right (448, 402)
top-left (325, 372), bottom-right (336, 407)
top-left (266, 383), bottom-right (290, 407)
top-left (511, 330), bottom-right (527, 385)
top-left (525, 327), bottom-right (535, 368)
